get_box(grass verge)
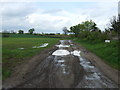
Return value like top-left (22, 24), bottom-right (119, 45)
top-left (73, 38), bottom-right (119, 70)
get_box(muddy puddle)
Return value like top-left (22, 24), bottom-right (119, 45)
top-left (32, 43), bottom-right (49, 48)
top-left (56, 40), bottom-right (118, 88)
top-left (52, 49), bottom-right (70, 56)
top-left (17, 40), bottom-right (118, 88)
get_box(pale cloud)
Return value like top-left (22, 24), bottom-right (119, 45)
top-left (2, 3), bottom-right (36, 18)
top-left (1, 3), bottom-right (37, 32)
top-left (73, 1), bottom-right (118, 30)
top-left (26, 10), bottom-right (87, 33)
top-left (0, 1), bottom-right (119, 33)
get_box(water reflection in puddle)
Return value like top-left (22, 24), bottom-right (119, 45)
top-left (52, 50), bottom-right (82, 56)
top-left (78, 54), bottom-right (95, 71)
top-left (52, 49), bottom-right (70, 56)
top-left (56, 45), bottom-right (70, 48)
top-left (85, 72), bottom-right (101, 80)
top-left (57, 60), bottom-right (64, 63)
top-left (40, 43), bottom-right (49, 47)
top-left (32, 43), bottom-right (49, 48)
top-left (71, 50), bottom-right (81, 56)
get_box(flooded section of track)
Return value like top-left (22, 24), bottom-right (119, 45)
top-left (17, 40), bottom-right (118, 88)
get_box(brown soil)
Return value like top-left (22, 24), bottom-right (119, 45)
top-left (2, 40), bottom-right (119, 88)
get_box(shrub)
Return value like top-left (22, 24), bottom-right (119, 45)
top-left (99, 33), bottom-right (110, 41)
top-left (78, 31), bottom-right (90, 39)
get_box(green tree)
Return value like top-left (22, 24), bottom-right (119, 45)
top-left (108, 16), bottom-right (120, 33)
top-left (63, 27), bottom-right (68, 35)
top-left (28, 28), bottom-right (35, 34)
top-left (81, 20), bottom-right (98, 31)
top-left (70, 20), bottom-right (99, 37)
top-left (70, 25), bottom-right (80, 37)
top-left (18, 30), bottom-right (24, 34)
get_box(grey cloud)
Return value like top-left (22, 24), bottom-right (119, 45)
top-left (2, 2), bottom-right (37, 18)
top-left (1, 2), bottom-right (37, 32)
top-left (1, 2), bottom-right (118, 33)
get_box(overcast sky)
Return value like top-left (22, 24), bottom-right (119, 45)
top-left (0, 0), bottom-right (119, 33)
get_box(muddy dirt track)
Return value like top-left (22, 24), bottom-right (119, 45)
top-left (3, 40), bottom-right (119, 88)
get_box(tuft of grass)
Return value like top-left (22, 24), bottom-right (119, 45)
top-left (74, 38), bottom-right (119, 70)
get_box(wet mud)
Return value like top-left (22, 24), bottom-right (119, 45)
top-left (3, 40), bottom-right (119, 88)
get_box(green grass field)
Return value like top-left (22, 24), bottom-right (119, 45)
top-left (6, 33), bottom-right (48, 38)
top-left (2, 36), bottom-right (60, 79)
top-left (74, 38), bottom-right (119, 70)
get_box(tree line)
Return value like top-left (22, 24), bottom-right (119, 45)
top-left (63, 15), bottom-right (120, 41)
top-left (2, 28), bottom-right (35, 34)
top-left (18, 28), bottom-right (35, 34)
